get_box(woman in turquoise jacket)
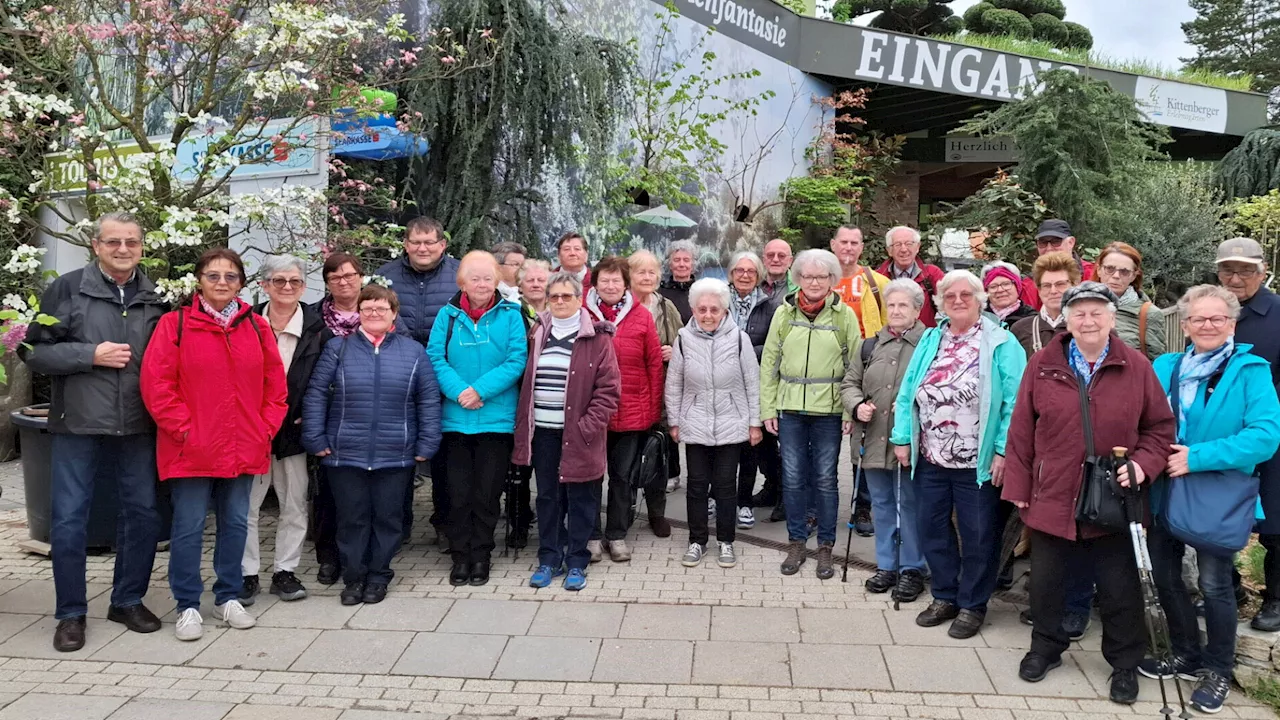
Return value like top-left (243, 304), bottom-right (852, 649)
top-left (1142, 284), bottom-right (1280, 714)
top-left (889, 269), bottom-right (1025, 641)
top-left (427, 251), bottom-right (529, 588)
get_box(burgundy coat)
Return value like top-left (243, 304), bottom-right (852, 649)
top-left (1002, 331), bottom-right (1175, 540)
top-left (512, 309), bottom-right (621, 482)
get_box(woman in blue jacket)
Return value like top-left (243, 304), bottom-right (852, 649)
top-left (1142, 284), bottom-right (1280, 714)
top-left (428, 251), bottom-right (529, 587)
top-left (302, 284), bottom-right (441, 607)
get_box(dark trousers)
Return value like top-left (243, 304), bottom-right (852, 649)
top-left (441, 432), bottom-right (513, 563)
top-left (1029, 529), bottom-right (1145, 670)
top-left (329, 466), bottom-right (409, 585)
top-left (313, 465), bottom-right (340, 567)
top-left (595, 430), bottom-right (666, 542)
top-left (1261, 533), bottom-right (1280, 601)
top-left (737, 432), bottom-right (779, 507)
top-left (50, 433), bottom-right (160, 620)
top-left (429, 453), bottom-right (450, 530)
top-left (666, 430), bottom-right (681, 479)
top-left (687, 443), bottom-right (743, 545)
top-left (849, 438), bottom-right (871, 512)
top-left (915, 459), bottom-right (1000, 612)
top-left (532, 428), bottom-right (602, 571)
top-left (506, 464), bottom-right (534, 532)
top-left (1150, 523), bottom-right (1237, 676)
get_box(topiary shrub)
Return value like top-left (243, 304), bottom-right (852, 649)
top-left (982, 8), bottom-right (1035, 39)
top-left (890, 0), bottom-right (929, 14)
top-left (1029, 12), bottom-right (1068, 45)
top-left (1026, 0), bottom-right (1065, 19)
top-left (962, 1), bottom-right (995, 32)
top-left (1063, 21), bottom-right (1093, 49)
top-left (989, 0), bottom-right (1034, 13)
top-left (938, 15), bottom-right (963, 33)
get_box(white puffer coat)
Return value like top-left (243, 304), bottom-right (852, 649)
top-left (664, 315), bottom-right (761, 447)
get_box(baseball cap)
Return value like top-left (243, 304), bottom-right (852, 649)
top-left (1061, 281), bottom-right (1118, 309)
top-left (1035, 219), bottom-right (1072, 240)
top-left (1215, 237), bottom-right (1265, 266)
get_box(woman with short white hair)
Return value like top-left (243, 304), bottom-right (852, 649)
top-left (665, 278), bottom-right (761, 569)
top-left (661, 240), bottom-right (700, 323)
top-left (891, 269), bottom-right (1026, 640)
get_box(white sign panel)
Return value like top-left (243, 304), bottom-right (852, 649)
top-left (945, 136), bottom-right (1017, 163)
top-left (1134, 77), bottom-right (1228, 134)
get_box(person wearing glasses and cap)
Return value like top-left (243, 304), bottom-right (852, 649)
top-left (1019, 220), bottom-right (1095, 310)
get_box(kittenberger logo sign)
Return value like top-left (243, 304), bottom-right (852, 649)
top-left (1134, 77), bottom-right (1228, 133)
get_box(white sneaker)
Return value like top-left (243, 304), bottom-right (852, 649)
top-left (736, 506), bottom-right (755, 529)
top-left (175, 608), bottom-right (203, 641)
top-left (587, 539), bottom-right (604, 563)
top-left (681, 543), bottom-right (705, 567)
top-left (666, 477), bottom-right (681, 493)
top-left (718, 542), bottom-right (737, 568)
top-left (708, 498), bottom-right (717, 519)
top-left (216, 599), bottom-right (256, 630)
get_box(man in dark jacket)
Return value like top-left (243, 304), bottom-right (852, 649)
top-left (21, 212), bottom-right (168, 652)
top-left (1217, 237), bottom-right (1280, 631)
top-left (376, 216), bottom-right (461, 547)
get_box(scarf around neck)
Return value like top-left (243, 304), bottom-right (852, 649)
top-left (796, 291), bottom-right (828, 320)
top-left (586, 288), bottom-right (632, 325)
top-left (461, 292), bottom-right (497, 323)
top-left (731, 287), bottom-right (765, 328)
top-left (1068, 338), bottom-right (1110, 387)
top-left (1175, 338), bottom-right (1235, 435)
top-left (322, 296), bottom-right (361, 337)
top-left (199, 295), bottom-right (241, 329)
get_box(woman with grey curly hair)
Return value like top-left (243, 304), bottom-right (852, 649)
top-left (660, 240), bottom-right (699, 323)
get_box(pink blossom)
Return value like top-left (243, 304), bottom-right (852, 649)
top-left (401, 50), bottom-right (417, 64)
top-left (1, 324), bottom-right (28, 353)
top-left (351, 64), bottom-right (364, 75)
top-left (441, 55), bottom-right (457, 65)
top-left (481, 28), bottom-right (493, 39)
top-left (305, 99), bottom-right (315, 109)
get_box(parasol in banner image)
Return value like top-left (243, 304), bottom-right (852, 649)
top-left (630, 205), bottom-right (697, 229)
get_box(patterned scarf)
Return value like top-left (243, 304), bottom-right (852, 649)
top-left (796, 291), bottom-right (828, 320)
top-left (199, 295), bottom-right (241, 329)
top-left (731, 287), bottom-right (765, 328)
top-left (1068, 338), bottom-right (1110, 387)
top-left (321, 296), bottom-right (361, 337)
top-left (1176, 337), bottom-right (1235, 435)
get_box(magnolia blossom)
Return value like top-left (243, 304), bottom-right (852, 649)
top-left (363, 274), bottom-right (392, 288)
top-left (3, 245), bottom-right (46, 275)
top-left (155, 274), bottom-right (199, 304)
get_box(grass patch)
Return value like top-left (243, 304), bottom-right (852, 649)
top-left (1245, 675), bottom-right (1280, 714)
top-left (932, 33), bottom-right (1255, 92)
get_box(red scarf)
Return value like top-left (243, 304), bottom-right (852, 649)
top-left (796, 291), bottom-right (827, 320)
top-left (596, 297), bottom-right (620, 322)
top-left (461, 293), bottom-right (496, 323)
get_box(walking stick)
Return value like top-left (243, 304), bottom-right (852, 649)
top-left (1115, 447), bottom-right (1190, 720)
top-left (503, 466), bottom-right (517, 560)
top-left (841, 437), bottom-right (864, 582)
top-left (892, 462), bottom-right (903, 610)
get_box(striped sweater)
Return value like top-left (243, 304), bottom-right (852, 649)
top-left (533, 329), bottom-right (577, 428)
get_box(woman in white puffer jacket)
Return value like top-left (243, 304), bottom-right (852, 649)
top-left (665, 278), bottom-right (762, 569)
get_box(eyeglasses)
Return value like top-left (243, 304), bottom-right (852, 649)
top-left (268, 277), bottom-right (304, 289)
top-left (1035, 237), bottom-right (1067, 248)
top-left (1218, 267), bottom-right (1261, 280)
top-left (1039, 281), bottom-right (1071, 292)
top-left (799, 274), bottom-right (830, 284)
top-left (1186, 315), bottom-right (1232, 329)
top-left (359, 306), bottom-right (392, 317)
top-left (548, 293), bottom-right (577, 303)
top-left (201, 272), bottom-right (241, 284)
top-left (764, 252), bottom-right (791, 260)
top-left (731, 268), bottom-right (758, 276)
top-left (889, 241), bottom-right (917, 250)
top-left (327, 272), bottom-right (361, 285)
top-left (97, 239), bottom-right (142, 250)
top-left (501, 260), bottom-right (524, 267)
top-left (943, 291), bottom-right (976, 303)
top-left (986, 281), bottom-right (1016, 292)
top-left (1100, 264), bottom-right (1135, 279)
top-left (405, 236), bottom-right (445, 248)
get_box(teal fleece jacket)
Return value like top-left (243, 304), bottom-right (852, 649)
top-left (427, 292), bottom-right (528, 435)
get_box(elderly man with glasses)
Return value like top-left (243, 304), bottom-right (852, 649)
top-left (876, 226), bottom-right (945, 327)
top-left (1019, 220), bottom-right (1095, 310)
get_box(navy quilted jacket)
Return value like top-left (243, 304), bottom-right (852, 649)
top-left (376, 255), bottom-right (461, 346)
top-left (302, 331), bottom-right (442, 470)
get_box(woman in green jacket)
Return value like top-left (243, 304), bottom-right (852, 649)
top-left (1092, 242), bottom-right (1166, 359)
top-left (760, 249), bottom-right (862, 580)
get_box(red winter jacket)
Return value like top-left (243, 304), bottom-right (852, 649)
top-left (141, 298), bottom-right (288, 481)
top-left (876, 259), bottom-right (945, 328)
top-left (586, 291), bottom-right (663, 432)
top-left (1001, 332), bottom-right (1175, 540)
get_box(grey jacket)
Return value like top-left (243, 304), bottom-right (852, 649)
top-left (840, 320), bottom-right (926, 470)
top-left (664, 315), bottom-right (761, 447)
top-left (1114, 289), bottom-right (1166, 360)
top-left (21, 265), bottom-right (167, 435)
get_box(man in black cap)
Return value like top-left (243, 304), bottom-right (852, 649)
top-left (1020, 219), bottom-right (1096, 310)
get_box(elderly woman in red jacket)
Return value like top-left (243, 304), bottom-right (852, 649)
top-left (513, 271), bottom-right (621, 590)
top-left (141, 248), bottom-right (288, 643)
top-left (585, 255), bottom-right (665, 563)
top-left (1002, 282), bottom-right (1175, 706)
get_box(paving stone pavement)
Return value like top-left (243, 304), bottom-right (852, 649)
top-left (0, 459), bottom-right (1273, 719)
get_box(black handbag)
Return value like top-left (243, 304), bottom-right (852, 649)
top-left (1072, 370), bottom-right (1129, 532)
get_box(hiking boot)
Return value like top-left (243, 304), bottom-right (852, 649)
top-left (681, 543), bottom-right (705, 567)
top-left (317, 563), bottom-right (340, 586)
top-left (717, 542), bottom-right (736, 568)
top-left (650, 515), bottom-right (672, 538)
top-left (852, 506), bottom-right (874, 537)
top-left (768, 504), bottom-right (785, 523)
top-left (1109, 668), bottom-right (1139, 705)
top-left (865, 569), bottom-right (897, 594)
top-left (587, 539), bottom-right (604, 563)
top-left (362, 583), bottom-right (388, 604)
top-left (270, 571), bottom-right (307, 601)
top-left (815, 543), bottom-right (835, 580)
top-left (1190, 670), bottom-right (1229, 713)
top-left (1253, 599), bottom-right (1280, 632)
top-left (736, 506), bottom-right (755, 529)
top-left (915, 599), bottom-right (959, 627)
top-left (781, 541), bottom-right (806, 575)
top-left (340, 581), bottom-right (365, 605)
top-left (893, 569), bottom-right (926, 604)
top-left (948, 609), bottom-right (985, 639)
top-left (53, 616), bottom-right (86, 652)
top-left (607, 539), bottom-right (631, 562)
top-left (1018, 652), bottom-right (1062, 682)
top-left (1138, 654), bottom-right (1201, 681)
top-left (238, 574), bottom-right (259, 606)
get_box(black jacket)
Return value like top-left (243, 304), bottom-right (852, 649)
top-left (660, 278), bottom-right (695, 324)
top-left (21, 264), bottom-right (167, 435)
top-left (744, 293), bottom-right (781, 361)
top-left (254, 301), bottom-right (332, 459)
top-left (1235, 286), bottom-right (1280, 533)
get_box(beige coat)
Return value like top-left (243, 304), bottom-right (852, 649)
top-left (840, 320), bottom-right (927, 470)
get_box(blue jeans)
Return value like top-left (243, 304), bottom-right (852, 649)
top-left (533, 428), bottom-right (602, 571)
top-left (863, 467), bottom-right (924, 572)
top-left (778, 413), bottom-right (841, 544)
top-left (1150, 522), bottom-right (1237, 676)
top-left (50, 433), bottom-right (160, 620)
top-left (330, 466), bottom-right (410, 585)
top-left (169, 475), bottom-right (252, 611)
top-left (915, 459), bottom-right (1001, 612)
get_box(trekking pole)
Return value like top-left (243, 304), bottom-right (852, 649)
top-left (503, 466), bottom-right (516, 560)
top-left (841, 437), bottom-right (864, 582)
top-left (892, 462), bottom-right (903, 611)
top-left (1114, 447), bottom-right (1190, 720)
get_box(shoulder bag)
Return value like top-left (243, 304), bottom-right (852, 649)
top-left (1073, 370), bottom-right (1129, 532)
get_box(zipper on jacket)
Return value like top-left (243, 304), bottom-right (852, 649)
top-left (368, 338), bottom-right (382, 470)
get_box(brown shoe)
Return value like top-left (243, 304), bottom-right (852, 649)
top-left (815, 543), bottom-right (835, 580)
top-left (781, 541), bottom-right (806, 575)
top-left (53, 616), bottom-right (86, 652)
top-left (650, 515), bottom-right (672, 538)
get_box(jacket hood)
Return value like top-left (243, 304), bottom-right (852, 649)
top-left (585, 288), bottom-right (637, 326)
top-left (680, 312), bottom-right (739, 339)
top-left (533, 308), bottom-right (612, 339)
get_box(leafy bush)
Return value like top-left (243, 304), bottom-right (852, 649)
top-left (1029, 13), bottom-right (1068, 46)
top-left (927, 170), bottom-right (1050, 269)
top-left (1064, 21), bottom-right (1094, 49)
top-left (1027, 0), bottom-right (1065, 19)
top-left (1218, 129), bottom-right (1280, 200)
top-left (982, 8), bottom-right (1035, 39)
top-left (963, 1), bottom-right (995, 31)
top-left (891, 0), bottom-right (929, 14)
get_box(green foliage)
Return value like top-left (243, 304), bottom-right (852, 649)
top-left (777, 177), bottom-right (856, 243)
top-left (833, 0), bottom-right (960, 35)
top-left (775, 0), bottom-right (806, 13)
top-left (962, 70), bottom-right (1170, 242)
top-left (1182, 0), bottom-right (1280, 119)
top-left (1218, 129), bottom-right (1280, 199)
top-left (407, 0), bottom-right (631, 252)
top-left (927, 170), bottom-right (1050, 269)
top-left (1028, 13), bottom-right (1068, 46)
top-left (962, 2), bottom-right (995, 29)
top-left (967, 0), bottom-right (1089, 50)
top-left (980, 8), bottom-right (1035, 38)
top-left (1063, 21), bottom-right (1093, 49)
top-left (1230, 190), bottom-right (1280, 269)
top-left (1027, 0), bottom-right (1065, 19)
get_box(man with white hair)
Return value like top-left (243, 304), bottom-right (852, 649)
top-left (830, 226), bottom-right (890, 338)
top-left (876, 226), bottom-right (944, 327)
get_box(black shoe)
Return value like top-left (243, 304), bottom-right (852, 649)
top-left (1018, 652), bottom-right (1062, 683)
top-left (865, 569), bottom-right (897, 594)
top-left (1062, 611), bottom-right (1090, 641)
top-left (317, 563), bottom-right (340, 586)
top-left (915, 599), bottom-right (959, 627)
top-left (1108, 668), bottom-right (1139, 705)
top-left (892, 569), bottom-right (925, 604)
top-left (53, 616), bottom-right (86, 652)
top-left (948, 609), bottom-right (985, 639)
top-left (340, 581), bottom-right (365, 606)
top-left (852, 506), bottom-right (874, 537)
top-left (238, 574), bottom-right (259, 606)
top-left (1253, 599), bottom-right (1280, 632)
top-left (750, 490), bottom-right (777, 508)
top-left (506, 525), bottom-right (529, 550)
top-left (362, 583), bottom-right (388, 604)
top-left (450, 563), bottom-right (472, 586)
top-left (469, 561), bottom-right (491, 586)
top-left (1019, 608), bottom-right (1033, 626)
top-left (768, 504), bottom-right (786, 523)
top-left (270, 571), bottom-right (308, 601)
top-left (996, 566), bottom-right (1014, 590)
top-left (107, 604), bottom-right (161, 634)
